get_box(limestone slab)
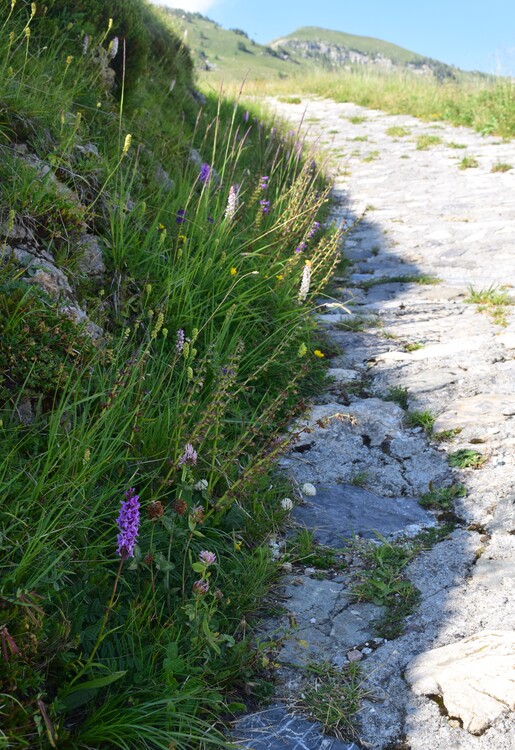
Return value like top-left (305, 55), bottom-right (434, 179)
top-left (406, 631), bottom-right (515, 734)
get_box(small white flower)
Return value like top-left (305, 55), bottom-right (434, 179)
top-left (281, 498), bottom-right (294, 512)
top-left (224, 183), bottom-right (239, 221)
top-left (194, 479), bottom-right (208, 492)
top-left (301, 482), bottom-right (316, 496)
top-left (298, 260), bottom-right (312, 302)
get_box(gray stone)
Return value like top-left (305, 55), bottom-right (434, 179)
top-left (233, 705), bottom-right (359, 750)
top-left (293, 484), bottom-right (435, 545)
top-left (76, 234), bottom-right (105, 277)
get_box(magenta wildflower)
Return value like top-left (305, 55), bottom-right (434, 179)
top-left (199, 550), bottom-right (216, 566)
top-left (199, 163), bottom-right (211, 183)
top-left (176, 209), bottom-right (186, 224)
top-left (193, 579), bottom-right (209, 595)
top-left (295, 241), bottom-right (306, 253)
top-left (175, 329), bottom-right (185, 353)
top-left (116, 487), bottom-right (140, 558)
top-left (259, 175), bottom-right (269, 190)
top-left (179, 443), bottom-right (197, 466)
top-left (260, 199), bottom-right (270, 214)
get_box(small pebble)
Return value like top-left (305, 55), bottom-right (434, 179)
top-left (310, 617), bottom-right (317, 624)
top-left (281, 562), bottom-right (293, 573)
top-left (301, 482), bottom-right (317, 496)
top-left (304, 567), bottom-right (316, 575)
top-left (362, 647), bottom-right (373, 655)
top-left (347, 649), bottom-right (363, 662)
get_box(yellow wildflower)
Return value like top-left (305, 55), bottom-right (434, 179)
top-left (276, 274), bottom-right (284, 280)
top-left (298, 343), bottom-right (307, 357)
top-left (230, 267), bottom-right (238, 275)
top-left (314, 350), bottom-right (325, 358)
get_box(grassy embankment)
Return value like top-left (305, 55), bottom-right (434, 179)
top-left (0, 1), bottom-right (341, 747)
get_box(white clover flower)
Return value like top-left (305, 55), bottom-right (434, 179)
top-left (281, 498), bottom-right (294, 512)
top-left (301, 482), bottom-right (316, 496)
top-left (194, 479), bottom-right (208, 492)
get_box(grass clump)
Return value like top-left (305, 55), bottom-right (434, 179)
top-left (300, 661), bottom-right (366, 740)
top-left (385, 386), bottom-right (409, 409)
top-left (447, 141), bottom-right (467, 149)
top-left (360, 274), bottom-right (440, 289)
top-left (406, 410), bottom-right (435, 433)
top-left (491, 162), bottom-right (512, 172)
top-left (419, 483), bottom-right (466, 510)
top-left (416, 134), bottom-right (442, 150)
top-left (465, 285), bottom-right (513, 326)
top-left (386, 125), bottom-right (411, 137)
top-left (352, 539), bottom-right (419, 639)
top-left (448, 449), bottom-right (487, 468)
top-left (335, 314), bottom-right (380, 332)
top-left (458, 156), bottom-right (479, 169)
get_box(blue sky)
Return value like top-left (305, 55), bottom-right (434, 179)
top-left (150, 0), bottom-right (515, 74)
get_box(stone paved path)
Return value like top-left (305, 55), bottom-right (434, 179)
top-left (233, 98), bottom-right (515, 750)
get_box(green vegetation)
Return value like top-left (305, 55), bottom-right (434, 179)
top-left (360, 274), bottom-right (440, 289)
top-left (419, 483), bottom-right (467, 510)
top-left (404, 341), bottom-right (424, 352)
top-left (416, 134), bottom-right (442, 150)
top-left (491, 162), bottom-right (512, 172)
top-left (350, 470), bottom-right (369, 487)
top-left (385, 386), bottom-right (409, 410)
top-left (447, 141), bottom-right (467, 148)
top-left (465, 285), bottom-right (513, 326)
top-left (348, 115), bottom-right (368, 124)
top-left (458, 156), bottom-right (479, 169)
top-left (352, 539), bottom-right (419, 639)
top-left (448, 449), bottom-right (487, 469)
top-left (287, 530), bottom-right (346, 571)
top-left (300, 661), bottom-right (366, 740)
top-left (386, 125), bottom-right (411, 137)
top-left (335, 314), bottom-right (380, 332)
top-left (362, 149), bottom-right (380, 162)
top-left (0, 3), bottom-right (341, 747)
top-left (406, 410), bottom-right (435, 433)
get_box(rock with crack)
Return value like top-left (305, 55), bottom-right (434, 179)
top-left (406, 630), bottom-right (515, 734)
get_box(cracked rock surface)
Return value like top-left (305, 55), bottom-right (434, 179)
top-left (233, 98), bottom-right (515, 749)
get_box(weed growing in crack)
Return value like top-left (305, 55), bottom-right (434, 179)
top-left (335, 314), bottom-right (380, 332)
top-left (406, 410), bottom-right (435, 434)
top-left (352, 538), bottom-right (420, 639)
top-left (385, 386), bottom-right (409, 410)
top-left (350, 471), bottom-right (369, 487)
top-left (360, 274), bottom-right (440, 289)
top-left (448, 449), bottom-right (487, 468)
top-left (433, 427), bottom-right (462, 442)
top-left (458, 156), bottom-right (479, 169)
top-left (491, 162), bottom-right (512, 172)
top-left (416, 134), bottom-right (442, 150)
top-left (386, 126), bottom-right (411, 137)
top-left (465, 285), bottom-right (513, 326)
top-left (404, 341), bottom-right (424, 352)
top-left (419, 483), bottom-right (466, 511)
top-left (299, 661), bottom-right (367, 740)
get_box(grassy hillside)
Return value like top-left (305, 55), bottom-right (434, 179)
top-left (271, 26), bottom-right (429, 66)
top-left (0, 2), bottom-right (340, 748)
top-left (163, 9), bottom-right (458, 84)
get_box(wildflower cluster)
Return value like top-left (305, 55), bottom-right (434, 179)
top-left (116, 487), bottom-right (140, 558)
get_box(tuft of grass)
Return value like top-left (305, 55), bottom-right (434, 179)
top-left (386, 125), bottom-right (411, 137)
top-left (350, 471), bottom-right (369, 487)
top-left (416, 134), bottom-right (442, 150)
top-left (447, 141), bottom-right (467, 149)
top-left (360, 274), bottom-right (440, 289)
top-left (300, 661), bottom-right (367, 740)
top-left (458, 156), bottom-right (479, 169)
top-left (351, 135), bottom-right (369, 142)
top-left (348, 115), bottom-right (367, 124)
top-left (419, 483), bottom-right (466, 510)
top-left (335, 314), bottom-right (380, 332)
top-left (448, 449), bottom-right (487, 469)
top-left (362, 150), bottom-right (380, 162)
top-left (404, 341), bottom-right (424, 352)
top-left (352, 538), bottom-right (419, 639)
top-left (385, 386), bottom-right (409, 410)
top-left (278, 96), bottom-right (302, 104)
top-left (406, 410), bottom-right (435, 433)
top-left (433, 427), bottom-right (462, 442)
top-left (465, 285), bottom-right (513, 326)
top-left (491, 162), bottom-right (512, 172)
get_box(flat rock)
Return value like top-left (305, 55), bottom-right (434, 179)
top-left (232, 705), bottom-right (359, 749)
top-left (433, 394), bottom-right (515, 433)
top-left (406, 630), bottom-right (515, 734)
top-left (293, 484), bottom-right (435, 545)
